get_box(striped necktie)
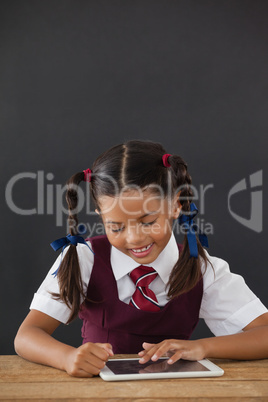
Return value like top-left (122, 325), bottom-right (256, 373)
top-left (129, 265), bottom-right (160, 312)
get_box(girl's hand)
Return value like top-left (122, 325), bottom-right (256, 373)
top-left (138, 339), bottom-right (206, 365)
top-left (65, 342), bottom-right (114, 377)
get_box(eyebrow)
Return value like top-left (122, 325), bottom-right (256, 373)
top-left (105, 211), bottom-right (158, 224)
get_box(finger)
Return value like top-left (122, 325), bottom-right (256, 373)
top-left (76, 344), bottom-right (110, 375)
top-left (142, 342), bottom-right (156, 350)
top-left (167, 350), bottom-right (184, 364)
top-left (83, 343), bottom-right (110, 362)
top-left (78, 360), bottom-right (105, 376)
top-left (149, 343), bottom-right (173, 362)
top-left (85, 352), bottom-right (108, 370)
top-left (167, 340), bottom-right (198, 363)
top-left (138, 342), bottom-right (155, 357)
top-left (68, 356), bottom-right (104, 378)
top-left (96, 343), bottom-right (114, 356)
top-left (140, 342), bottom-right (176, 364)
top-left (139, 344), bottom-right (163, 364)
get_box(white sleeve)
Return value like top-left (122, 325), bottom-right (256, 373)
top-left (30, 241), bottom-right (94, 324)
top-left (200, 251), bottom-right (267, 336)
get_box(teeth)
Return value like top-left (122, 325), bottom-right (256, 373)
top-left (132, 244), bottom-right (152, 253)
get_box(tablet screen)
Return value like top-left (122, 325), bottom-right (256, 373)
top-left (106, 358), bottom-right (210, 375)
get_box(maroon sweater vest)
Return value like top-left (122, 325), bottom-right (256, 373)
top-left (79, 235), bottom-right (203, 354)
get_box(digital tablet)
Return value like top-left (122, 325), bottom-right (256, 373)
top-left (100, 357), bottom-right (224, 381)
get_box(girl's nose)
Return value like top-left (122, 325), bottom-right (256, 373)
top-left (125, 222), bottom-right (146, 245)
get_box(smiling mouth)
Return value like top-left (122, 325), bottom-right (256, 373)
top-left (130, 243), bottom-right (154, 253)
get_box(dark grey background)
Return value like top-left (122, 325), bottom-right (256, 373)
top-left (1, 0), bottom-right (267, 354)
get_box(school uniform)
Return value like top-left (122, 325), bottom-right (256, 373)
top-left (30, 233), bottom-right (267, 353)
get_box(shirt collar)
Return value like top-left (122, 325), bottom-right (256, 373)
top-left (111, 232), bottom-right (179, 284)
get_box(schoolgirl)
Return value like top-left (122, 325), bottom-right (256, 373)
top-left (15, 140), bottom-right (268, 377)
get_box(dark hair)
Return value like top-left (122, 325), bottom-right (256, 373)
top-left (53, 140), bottom-right (209, 323)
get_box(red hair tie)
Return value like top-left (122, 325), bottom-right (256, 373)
top-left (162, 154), bottom-right (171, 168)
top-left (83, 168), bottom-right (92, 182)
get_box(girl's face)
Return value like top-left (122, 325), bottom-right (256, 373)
top-left (97, 189), bottom-right (181, 264)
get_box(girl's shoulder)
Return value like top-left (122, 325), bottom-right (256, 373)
top-left (76, 238), bottom-right (95, 264)
top-left (201, 250), bottom-right (235, 291)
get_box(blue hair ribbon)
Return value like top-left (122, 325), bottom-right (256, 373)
top-left (178, 203), bottom-right (208, 258)
top-left (50, 234), bottom-right (94, 277)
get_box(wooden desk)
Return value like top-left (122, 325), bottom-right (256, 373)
top-left (0, 355), bottom-right (268, 401)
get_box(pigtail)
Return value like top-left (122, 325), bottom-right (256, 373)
top-left (51, 172), bottom-right (86, 324)
top-left (167, 156), bottom-right (209, 299)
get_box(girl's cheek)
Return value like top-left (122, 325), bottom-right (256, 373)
top-left (107, 233), bottom-right (125, 248)
top-left (141, 223), bottom-right (161, 237)
top-left (152, 222), bottom-right (172, 238)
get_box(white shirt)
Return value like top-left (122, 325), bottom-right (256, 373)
top-left (30, 233), bottom-right (267, 336)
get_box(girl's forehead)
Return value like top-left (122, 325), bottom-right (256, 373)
top-left (98, 190), bottom-right (169, 217)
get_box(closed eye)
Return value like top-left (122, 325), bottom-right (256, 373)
top-left (110, 226), bottom-right (124, 233)
top-left (141, 218), bottom-right (157, 226)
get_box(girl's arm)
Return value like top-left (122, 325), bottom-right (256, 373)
top-left (139, 312), bottom-right (268, 364)
top-left (14, 310), bottom-right (113, 377)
